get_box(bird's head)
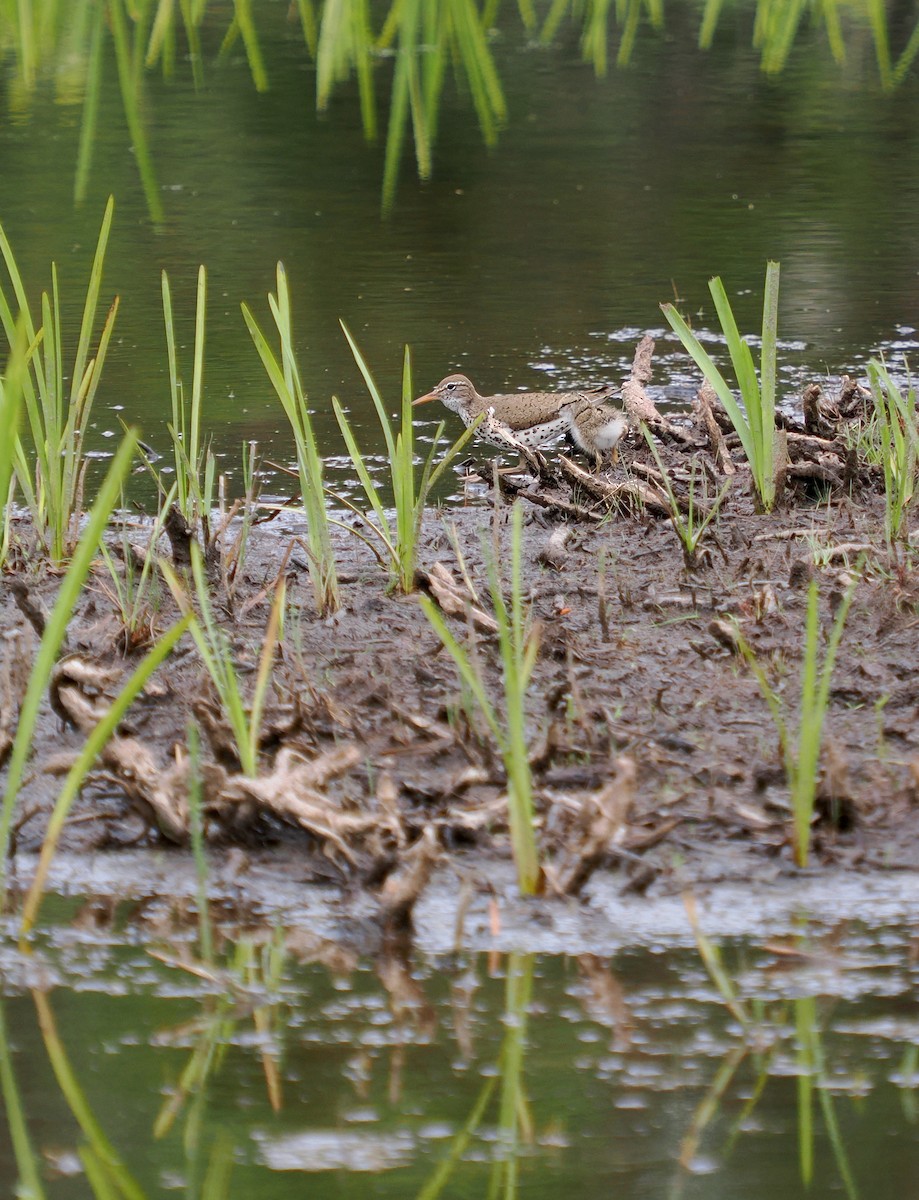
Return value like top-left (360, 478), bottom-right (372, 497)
top-left (413, 374), bottom-right (477, 415)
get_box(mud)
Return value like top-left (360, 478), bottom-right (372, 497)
top-left (4, 365), bottom-right (919, 948)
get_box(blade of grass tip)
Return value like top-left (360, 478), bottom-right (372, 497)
top-left (146, 0), bottom-right (175, 68)
top-left (316, 0), bottom-right (346, 110)
top-left (32, 991), bottom-right (147, 1200)
top-left (698, 0), bottom-right (726, 48)
top-left (20, 615), bottom-right (190, 935)
top-left (893, 16), bottom-right (919, 86)
top-left (732, 622), bottom-right (791, 771)
top-left (339, 321), bottom-right (398, 462)
top-left (402, 0), bottom-right (433, 181)
top-left (0, 433), bottom-right (137, 896)
top-left (708, 276), bottom-right (762, 436)
top-left (821, 0), bottom-right (846, 64)
top-left (297, 0), bottom-right (319, 58)
top-left (190, 264), bottom-right (206, 482)
top-left (70, 196), bottom-right (114, 409)
top-left (759, 260), bottom-right (780, 495)
top-left (540, 0), bottom-right (569, 44)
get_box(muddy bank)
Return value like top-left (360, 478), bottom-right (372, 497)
top-left (5, 405), bottom-right (919, 944)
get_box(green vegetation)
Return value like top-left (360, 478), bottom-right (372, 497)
top-left (662, 261), bottom-right (782, 513)
top-left (18, 608), bottom-right (190, 936)
top-left (683, 900), bottom-right (863, 1197)
top-left (1, 195), bottom-right (118, 563)
top-left (0, 433), bottom-right (138, 896)
top-left (162, 265), bottom-right (215, 539)
top-left (162, 543), bottom-right (285, 780)
top-left (333, 324), bottom-right (481, 594)
top-left (867, 358), bottom-right (918, 545)
top-left (733, 571), bottom-right (859, 868)
top-left (641, 428), bottom-right (731, 567)
top-left (421, 503), bottom-right (541, 895)
top-left (243, 263), bottom-right (340, 615)
top-left (1, 3), bottom-right (915, 220)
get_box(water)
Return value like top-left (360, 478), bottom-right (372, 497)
top-left (2, 905), bottom-right (918, 1198)
top-left (1, 3), bottom-right (918, 498)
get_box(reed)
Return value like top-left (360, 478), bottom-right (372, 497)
top-left (866, 358), bottom-right (918, 545)
top-left (0, 195), bottom-right (118, 563)
top-left (334, 323), bottom-right (481, 594)
top-left (242, 263), bottom-right (340, 615)
top-left (662, 261), bottom-right (782, 513)
top-left (162, 265), bottom-right (216, 540)
top-left (420, 503), bottom-right (541, 894)
top-left (97, 487), bottom-right (175, 653)
top-left (734, 571), bottom-right (859, 867)
top-left (0, 327), bottom-right (25, 568)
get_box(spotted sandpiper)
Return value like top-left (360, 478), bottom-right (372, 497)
top-left (413, 374), bottom-right (628, 468)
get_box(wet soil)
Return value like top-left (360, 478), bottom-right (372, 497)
top-left (4, 414), bottom-right (919, 943)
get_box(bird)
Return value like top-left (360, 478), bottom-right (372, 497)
top-left (413, 374), bottom-right (627, 469)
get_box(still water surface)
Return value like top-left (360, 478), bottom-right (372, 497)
top-left (1, 907), bottom-right (918, 1197)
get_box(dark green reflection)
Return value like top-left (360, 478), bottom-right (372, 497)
top-left (1, 1), bottom-right (917, 221)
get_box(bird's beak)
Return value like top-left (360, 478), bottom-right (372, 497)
top-left (412, 390), bottom-right (438, 407)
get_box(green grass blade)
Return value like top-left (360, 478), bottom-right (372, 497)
top-left (340, 321), bottom-right (398, 463)
top-left (661, 301), bottom-right (755, 466)
top-left (0, 432), bottom-right (137, 901)
top-left (32, 992), bottom-right (147, 1200)
top-left (70, 195), bottom-right (114, 410)
top-left (332, 396), bottom-right (392, 535)
top-left (0, 1000), bottom-right (47, 1200)
top-left (20, 614), bottom-right (190, 934)
top-left (419, 596), bottom-right (504, 746)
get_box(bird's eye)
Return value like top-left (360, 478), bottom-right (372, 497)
top-left (446, 382), bottom-right (456, 391)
